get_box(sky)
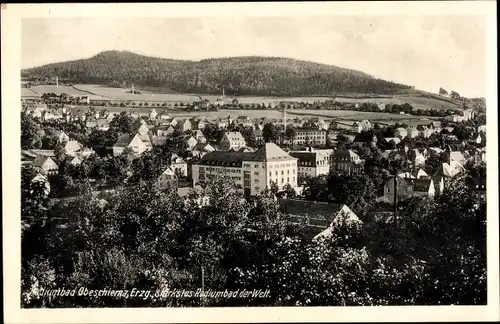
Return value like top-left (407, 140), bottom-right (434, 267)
top-left (21, 16), bottom-right (487, 97)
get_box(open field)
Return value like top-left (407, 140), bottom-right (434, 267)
top-left (21, 88), bottom-right (41, 98)
top-left (61, 106), bottom-right (437, 125)
top-left (73, 84), bottom-right (201, 102)
top-left (22, 83), bottom-right (460, 111)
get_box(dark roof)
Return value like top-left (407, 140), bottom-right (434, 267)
top-left (289, 152), bottom-right (318, 166)
top-left (279, 199), bottom-right (343, 227)
top-left (198, 151), bottom-right (252, 166)
top-left (114, 133), bottom-right (132, 147)
top-left (410, 178), bottom-right (432, 192)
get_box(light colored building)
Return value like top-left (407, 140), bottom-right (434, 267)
top-left (193, 130), bottom-right (207, 143)
top-left (32, 155), bottom-right (59, 175)
top-left (353, 120), bottom-right (372, 133)
top-left (293, 129), bottom-right (327, 146)
top-left (192, 143), bottom-right (298, 196)
top-left (112, 133), bottom-right (151, 156)
top-left (170, 153), bottom-right (188, 177)
top-left (54, 131), bottom-right (70, 143)
top-left (219, 131), bottom-right (247, 151)
top-left (395, 127), bottom-right (408, 139)
top-left (157, 166), bottom-right (177, 189)
top-left (278, 199), bottom-right (361, 240)
top-left (149, 109), bottom-right (158, 120)
top-left (331, 149), bottom-right (363, 175)
top-left (289, 149), bottom-right (332, 182)
top-left (186, 136), bottom-right (198, 150)
top-left (63, 140), bottom-right (82, 157)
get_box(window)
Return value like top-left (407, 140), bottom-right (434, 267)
top-left (254, 164), bottom-right (259, 168)
top-left (254, 172), bottom-right (259, 176)
top-left (281, 170), bottom-right (284, 175)
top-left (287, 170), bottom-right (290, 175)
top-left (281, 178), bottom-right (284, 183)
top-left (275, 171), bottom-right (278, 176)
top-left (254, 179), bottom-right (259, 183)
top-left (269, 172), bottom-right (272, 177)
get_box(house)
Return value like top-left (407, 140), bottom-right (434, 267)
top-left (289, 150), bottom-right (331, 182)
top-left (177, 186), bottom-right (210, 207)
top-left (155, 125), bottom-right (176, 137)
top-left (193, 118), bottom-right (208, 130)
top-left (384, 137), bottom-right (401, 145)
top-left (254, 129), bottom-right (264, 146)
top-left (278, 199), bottom-right (361, 240)
top-left (76, 147), bottom-right (95, 159)
top-left (236, 116), bottom-right (254, 128)
top-left (407, 127), bottom-right (420, 139)
top-left (395, 128), bottom-right (408, 139)
top-left (475, 133), bottom-right (484, 145)
top-left (69, 156), bottom-right (82, 166)
top-left (473, 176), bottom-right (486, 203)
top-left (85, 117), bottom-right (98, 129)
top-left (411, 178), bottom-right (436, 198)
top-left (462, 109), bottom-right (475, 121)
top-left (54, 131), bottom-right (70, 143)
top-left (445, 115), bottom-right (464, 123)
top-left (176, 119), bottom-right (192, 132)
top-left (96, 119), bottom-right (110, 131)
top-left (477, 125), bottom-right (487, 133)
top-left (157, 166), bottom-right (178, 189)
top-left (32, 156), bottom-right (59, 175)
top-left (293, 129), bottom-right (327, 146)
top-left (331, 149), bottom-right (363, 175)
top-left (216, 119), bottom-right (229, 129)
top-left (44, 110), bottom-right (64, 121)
top-left (64, 140), bottom-right (82, 157)
top-left (383, 176), bottom-right (414, 204)
top-left (192, 143), bottom-right (298, 196)
top-left (353, 120), bottom-right (372, 133)
top-left (186, 136), bottom-right (199, 150)
top-left (412, 149), bottom-right (427, 168)
top-left (134, 122), bottom-right (151, 136)
top-left (149, 109), bottom-right (158, 120)
top-left (112, 133), bottom-right (151, 156)
top-left (158, 112), bottom-right (170, 120)
top-left (219, 131), bottom-right (247, 151)
top-left (193, 130), bottom-right (207, 143)
top-left (169, 153), bottom-right (188, 177)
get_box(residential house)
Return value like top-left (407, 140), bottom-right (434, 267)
top-left (219, 131), bottom-right (247, 151)
top-left (384, 137), bottom-right (401, 145)
top-left (412, 149), bottom-right (427, 168)
top-left (176, 119), bottom-right (192, 133)
top-left (353, 120), bottom-right (372, 133)
top-left (54, 131), bottom-right (70, 143)
top-left (85, 117), bottom-right (98, 129)
top-left (477, 125), bottom-right (487, 133)
top-left (170, 153), bottom-right (188, 177)
top-left (44, 110), bottom-right (64, 121)
top-left (158, 112), bottom-right (170, 120)
top-left (64, 140), bottom-right (83, 157)
top-left (112, 133), bottom-right (151, 156)
top-left (407, 127), bottom-right (420, 139)
top-left (193, 130), bottom-right (207, 143)
top-left (473, 176), bottom-right (486, 203)
top-left (76, 147), bottom-right (95, 159)
top-left (149, 109), bottom-right (158, 120)
top-left (411, 178), bottom-right (436, 198)
top-left (395, 127), bottom-right (408, 139)
top-left (69, 156), bottom-right (82, 166)
top-left (278, 199), bottom-right (361, 240)
top-left (383, 176), bottom-right (414, 204)
top-left (157, 166), bottom-right (178, 189)
top-left (32, 156), bottom-right (59, 175)
top-left (254, 129), bottom-right (264, 146)
top-left (96, 119), bottom-right (110, 131)
top-left (445, 115), bottom-right (465, 123)
top-left (293, 129), bottom-right (327, 146)
top-left (331, 149), bottom-right (363, 175)
top-left (236, 116), bottom-right (254, 128)
top-left (186, 136), bottom-right (199, 150)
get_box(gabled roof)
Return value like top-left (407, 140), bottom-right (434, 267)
top-left (114, 133), bottom-right (132, 147)
top-left (250, 143), bottom-right (294, 162)
top-left (289, 151), bottom-right (318, 166)
top-left (410, 178), bottom-right (433, 192)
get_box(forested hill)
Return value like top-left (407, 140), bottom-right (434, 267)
top-left (22, 50), bottom-right (414, 96)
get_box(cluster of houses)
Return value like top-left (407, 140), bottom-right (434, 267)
top-left (22, 131), bottom-right (96, 174)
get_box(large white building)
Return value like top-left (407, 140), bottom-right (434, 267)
top-left (289, 148), bottom-right (333, 182)
top-left (192, 143), bottom-right (298, 196)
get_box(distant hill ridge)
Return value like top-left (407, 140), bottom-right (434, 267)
top-left (22, 50), bottom-right (415, 96)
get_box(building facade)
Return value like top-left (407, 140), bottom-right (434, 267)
top-left (192, 143), bottom-right (298, 196)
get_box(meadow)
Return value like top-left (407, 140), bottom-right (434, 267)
top-left (73, 84), bottom-right (201, 102)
